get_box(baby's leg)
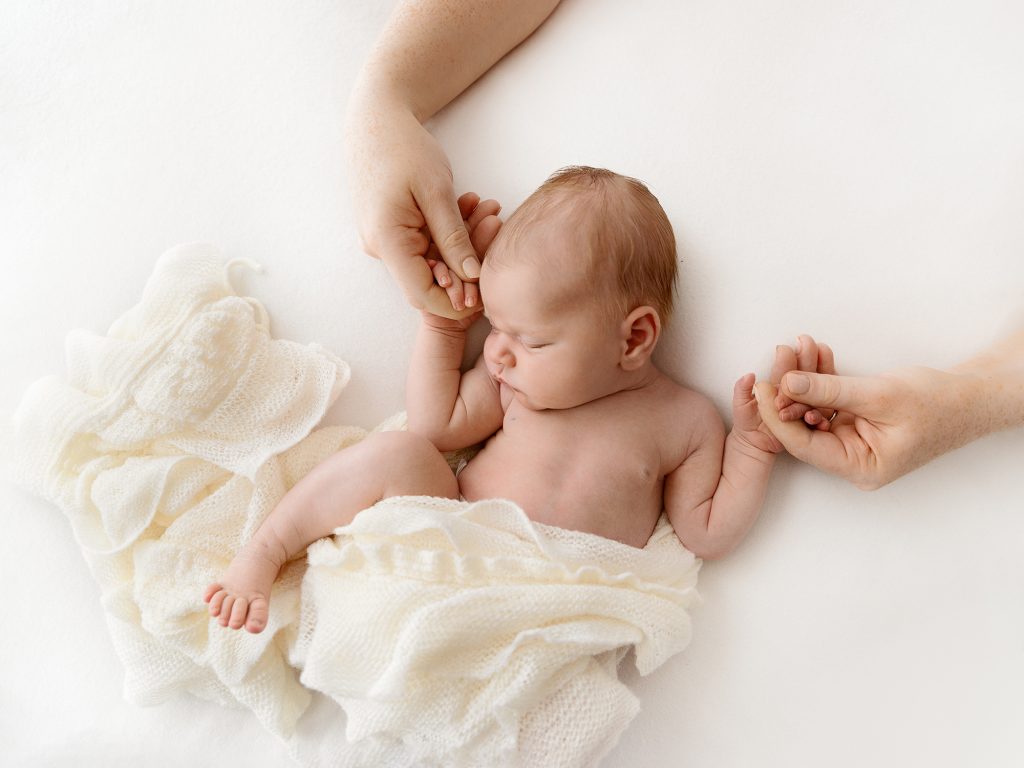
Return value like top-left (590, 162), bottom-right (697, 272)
top-left (204, 431), bottom-right (458, 633)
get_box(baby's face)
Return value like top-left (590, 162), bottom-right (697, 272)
top-left (478, 230), bottom-right (624, 410)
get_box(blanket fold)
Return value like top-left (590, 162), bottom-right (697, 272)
top-left (10, 244), bottom-right (701, 768)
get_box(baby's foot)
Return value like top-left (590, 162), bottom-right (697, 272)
top-left (203, 545), bottom-right (281, 634)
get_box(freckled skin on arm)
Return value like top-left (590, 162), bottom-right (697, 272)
top-left (757, 329), bottom-right (1024, 490)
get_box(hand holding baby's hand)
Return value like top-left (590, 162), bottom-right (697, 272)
top-left (731, 335), bottom-right (836, 455)
top-left (771, 335), bottom-right (836, 430)
top-left (423, 192), bottom-right (502, 313)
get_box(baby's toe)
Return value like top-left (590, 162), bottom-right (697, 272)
top-left (245, 597), bottom-right (270, 634)
top-left (218, 595), bottom-right (236, 627)
top-left (207, 587), bottom-right (227, 617)
top-left (228, 597), bottom-right (249, 630)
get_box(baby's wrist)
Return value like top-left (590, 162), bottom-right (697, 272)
top-left (420, 312), bottom-right (469, 335)
top-left (730, 428), bottom-right (780, 462)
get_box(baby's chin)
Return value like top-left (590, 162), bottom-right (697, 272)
top-left (514, 388), bottom-right (588, 412)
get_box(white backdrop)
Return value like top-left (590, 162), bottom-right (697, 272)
top-left (3, 1), bottom-right (1023, 766)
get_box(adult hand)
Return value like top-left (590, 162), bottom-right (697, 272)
top-left (346, 102), bottom-right (499, 318)
top-left (425, 191), bottom-right (503, 314)
top-left (754, 331), bottom-right (1024, 490)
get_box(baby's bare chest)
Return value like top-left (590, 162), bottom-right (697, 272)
top-left (458, 393), bottom-right (682, 547)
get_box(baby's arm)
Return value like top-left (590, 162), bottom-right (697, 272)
top-left (406, 312), bottom-right (504, 451)
top-left (664, 375), bottom-right (780, 559)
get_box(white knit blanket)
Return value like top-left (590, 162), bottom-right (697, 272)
top-left (10, 244), bottom-right (702, 768)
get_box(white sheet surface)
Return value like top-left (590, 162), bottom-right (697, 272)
top-left (3, 1), bottom-right (1023, 766)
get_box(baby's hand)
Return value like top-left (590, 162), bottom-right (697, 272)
top-left (732, 373), bottom-right (785, 454)
top-left (771, 335), bottom-right (836, 431)
top-left (424, 192), bottom-right (502, 313)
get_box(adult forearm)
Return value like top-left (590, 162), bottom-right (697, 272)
top-left (351, 0), bottom-right (561, 122)
top-left (952, 328), bottom-right (1024, 437)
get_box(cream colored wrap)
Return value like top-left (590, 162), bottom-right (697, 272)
top-left (10, 244), bottom-right (701, 768)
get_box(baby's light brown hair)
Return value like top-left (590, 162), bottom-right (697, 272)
top-left (489, 166), bottom-right (678, 325)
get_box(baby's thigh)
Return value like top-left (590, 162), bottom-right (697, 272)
top-left (371, 431), bottom-right (460, 500)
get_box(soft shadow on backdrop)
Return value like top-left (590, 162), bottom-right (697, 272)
top-left (2, 2), bottom-right (1023, 766)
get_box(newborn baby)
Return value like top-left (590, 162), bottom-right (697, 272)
top-left (206, 166), bottom-right (785, 634)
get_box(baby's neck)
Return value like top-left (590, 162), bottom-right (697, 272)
top-left (610, 360), bottom-right (664, 396)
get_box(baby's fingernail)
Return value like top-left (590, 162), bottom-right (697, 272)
top-left (752, 385), bottom-right (761, 403)
top-left (466, 294), bottom-right (476, 307)
top-left (462, 257), bottom-right (481, 278)
top-left (786, 373), bottom-right (810, 394)
top-left (795, 337), bottom-right (803, 354)
top-left (439, 275), bottom-right (451, 287)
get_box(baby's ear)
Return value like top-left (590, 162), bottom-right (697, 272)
top-left (619, 306), bottom-right (661, 370)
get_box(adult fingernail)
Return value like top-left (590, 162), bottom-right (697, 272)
top-left (462, 257), bottom-right (481, 278)
top-left (786, 373), bottom-right (810, 394)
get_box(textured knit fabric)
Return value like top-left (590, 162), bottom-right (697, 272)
top-left (10, 243), bottom-right (701, 767)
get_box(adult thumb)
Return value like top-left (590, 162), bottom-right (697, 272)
top-left (419, 189), bottom-right (481, 281)
top-left (780, 371), bottom-right (881, 414)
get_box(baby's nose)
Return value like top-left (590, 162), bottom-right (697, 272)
top-left (487, 338), bottom-right (514, 368)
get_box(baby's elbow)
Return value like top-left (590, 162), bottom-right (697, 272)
top-left (405, 418), bottom-right (446, 449)
top-left (683, 535), bottom-right (736, 561)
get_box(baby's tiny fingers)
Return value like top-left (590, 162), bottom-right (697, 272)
top-left (431, 260), bottom-right (452, 288)
top-left (445, 272), bottom-right (466, 311)
top-left (457, 192), bottom-right (481, 220)
top-left (805, 407), bottom-right (837, 430)
top-left (463, 281), bottom-right (480, 309)
top-left (467, 198), bottom-right (501, 233)
top-left (780, 402), bottom-right (813, 422)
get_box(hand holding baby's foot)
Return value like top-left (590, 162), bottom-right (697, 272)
top-left (203, 546), bottom-right (282, 634)
top-left (771, 335), bottom-right (836, 431)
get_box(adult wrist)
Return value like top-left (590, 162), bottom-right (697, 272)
top-left (347, 68), bottom-right (423, 124)
top-left (949, 330), bottom-right (1024, 434)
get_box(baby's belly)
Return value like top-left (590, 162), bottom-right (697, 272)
top-left (457, 438), bottom-right (663, 549)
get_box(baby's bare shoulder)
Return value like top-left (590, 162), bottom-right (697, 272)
top-left (650, 374), bottom-right (721, 423)
top-left (646, 376), bottom-right (726, 455)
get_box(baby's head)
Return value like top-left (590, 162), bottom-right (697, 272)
top-left (479, 166), bottom-right (678, 409)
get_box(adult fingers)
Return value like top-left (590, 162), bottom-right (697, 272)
top-left (771, 344), bottom-right (812, 420)
top-left (794, 335), bottom-right (832, 425)
top-left (418, 186), bottom-right (481, 280)
top-left (754, 381), bottom-right (861, 479)
top-left (795, 334), bottom-right (818, 372)
top-left (807, 341), bottom-right (838, 426)
top-left (818, 343), bottom-right (837, 375)
top-left (770, 345), bottom-right (798, 388)
top-left (779, 371), bottom-right (891, 418)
